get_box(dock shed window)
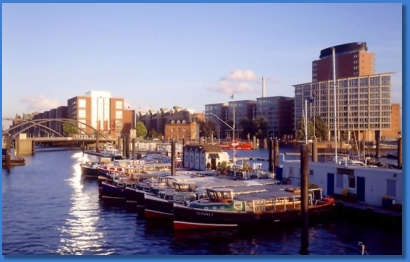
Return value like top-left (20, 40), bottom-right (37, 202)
top-left (348, 176), bottom-right (355, 189)
top-left (386, 179), bottom-right (396, 197)
top-left (336, 174), bottom-right (343, 188)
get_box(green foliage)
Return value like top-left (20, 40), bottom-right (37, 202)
top-left (148, 128), bottom-right (162, 139)
top-left (296, 116), bottom-right (329, 141)
top-left (62, 120), bottom-right (79, 136)
top-left (199, 119), bottom-right (216, 138)
top-left (135, 121), bottom-right (147, 138)
top-left (252, 117), bottom-right (268, 139)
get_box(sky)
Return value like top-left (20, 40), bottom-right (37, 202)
top-left (1, 3), bottom-right (403, 127)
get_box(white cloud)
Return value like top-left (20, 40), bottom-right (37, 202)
top-left (208, 69), bottom-right (260, 95)
top-left (226, 69), bottom-right (257, 81)
top-left (19, 95), bottom-right (61, 112)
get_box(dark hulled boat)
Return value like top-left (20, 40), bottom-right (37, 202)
top-left (173, 186), bottom-right (335, 230)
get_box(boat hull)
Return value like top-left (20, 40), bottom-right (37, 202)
top-left (100, 182), bottom-right (126, 201)
top-left (81, 165), bottom-right (100, 178)
top-left (173, 202), bottom-right (335, 230)
top-left (144, 195), bottom-right (174, 219)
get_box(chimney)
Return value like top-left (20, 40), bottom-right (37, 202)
top-left (262, 77), bottom-right (266, 98)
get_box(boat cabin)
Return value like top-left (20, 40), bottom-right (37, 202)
top-left (206, 188), bottom-right (234, 203)
top-left (173, 181), bottom-right (196, 192)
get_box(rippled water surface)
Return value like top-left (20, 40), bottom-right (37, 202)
top-left (2, 149), bottom-right (402, 255)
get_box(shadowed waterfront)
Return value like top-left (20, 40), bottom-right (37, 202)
top-left (2, 149), bottom-right (402, 255)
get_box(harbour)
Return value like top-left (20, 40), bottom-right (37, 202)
top-left (1, 148), bottom-right (402, 255)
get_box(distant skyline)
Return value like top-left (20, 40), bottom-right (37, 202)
top-left (2, 3), bottom-right (402, 126)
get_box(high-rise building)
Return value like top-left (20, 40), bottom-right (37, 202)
top-left (312, 42), bottom-right (375, 82)
top-left (294, 42), bottom-right (399, 141)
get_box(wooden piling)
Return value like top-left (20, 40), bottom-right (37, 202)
top-left (253, 135), bottom-right (257, 149)
top-left (32, 140), bottom-right (36, 155)
top-left (312, 137), bottom-right (318, 162)
top-left (132, 138), bottom-right (135, 160)
top-left (274, 138), bottom-right (279, 168)
top-left (117, 136), bottom-right (121, 151)
top-left (375, 135), bottom-right (380, 158)
top-left (5, 135), bottom-right (11, 171)
top-left (95, 135), bottom-right (99, 152)
top-left (171, 140), bottom-right (176, 176)
top-left (122, 136), bottom-right (126, 157)
top-left (300, 144), bottom-right (309, 255)
top-left (126, 135), bottom-right (130, 159)
top-left (398, 137), bottom-right (402, 167)
top-left (268, 139), bottom-right (273, 173)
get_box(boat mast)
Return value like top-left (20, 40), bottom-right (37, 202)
top-left (232, 93), bottom-right (236, 178)
top-left (305, 98), bottom-right (308, 144)
top-left (332, 47), bottom-right (337, 163)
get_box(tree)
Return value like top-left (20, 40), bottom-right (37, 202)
top-left (295, 116), bottom-right (329, 141)
top-left (296, 117), bottom-right (314, 141)
top-left (62, 120), bottom-right (79, 136)
top-left (199, 120), bottom-right (216, 138)
top-left (252, 117), bottom-right (268, 139)
top-left (239, 118), bottom-right (253, 140)
top-left (135, 121), bottom-right (147, 138)
top-left (311, 116), bottom-right (329, 141)
top-left (148, 128), bottom-right (162, 139)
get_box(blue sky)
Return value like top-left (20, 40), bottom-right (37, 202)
top-left (2, 3), bottom-right (402, 125)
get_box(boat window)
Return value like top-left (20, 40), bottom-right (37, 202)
top-left (165, 195), bottom-right (174, 201)
top-left (222, 191), bottom-right (232, 199)
top-left (186, 194), bottom-right (196, 202)
top-left (174, 195), bottom-right (184, 202)
top-left (234, 202), bottom-right (242, 210)
top-left (207, 191), bottom-right (217, 200)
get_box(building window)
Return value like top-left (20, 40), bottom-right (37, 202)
top-left (78, 99), bottom-right (86, 108)
top-left (171, 120), bottom-right (175, 124)
top-left (386, 179), bottom-right (396, 197)
top-left (348, 176), bottom-right (356, 189)
top-left (116, 110), bottom-right (122, 119)
top-left (182, 120), bottom-right (186, 124)
top-left (336, 174), bottom-right (343, 188)
top-left (78, 109), bottom-right (86, 118)
top-left (177, 120), bottom-right (181, 124)
top-left (116, 101), bottom-right (123, 109)
top-left (171, 128), bottom-right (174, 132)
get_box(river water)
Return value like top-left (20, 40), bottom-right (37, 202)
top-left (2, 148), bottom-right (402, 256)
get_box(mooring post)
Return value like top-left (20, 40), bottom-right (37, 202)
top-left (171, 140), bottom-right (176, 176)
top-left (126, 135), bottom-right (130, 159)
top-left (253, 135), bottom-right (257, 149)
top-left (95, 135), bottom-right (99, 153)
top-left (6, 134), bottom-right (11, 172)
top-left (132, 138), bottom-right (135, 160)
top-left (268, 139), bottom-right (273, 173)
top-left (32, 140), bottom-right (36, 155)
top-left (182, 138), bottom-right (185, 167)
top-left (300, 144), bottom-right (309, 255)
top-left (274, 138), bottom-right (279, 169)
top-left (376, 135), bottom-right (380, 158)
top-left (312, 137), bottom-right (318, 162)
top-left (122, 136), bottom-right (127, 159)
top-left (398, 137), bottom-right (402, 168)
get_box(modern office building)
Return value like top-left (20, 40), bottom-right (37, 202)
top-left (204, 103), bottom-right (229, 139)
top-left (256, 96), bottom-right (294, 139)
top-left (312, 42), bottom-right (375, 82)
top-left (294, 42), bottom-right (400, 141)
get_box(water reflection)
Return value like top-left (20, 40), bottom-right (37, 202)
top-left (56, 152), bottom-right (107, 255)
